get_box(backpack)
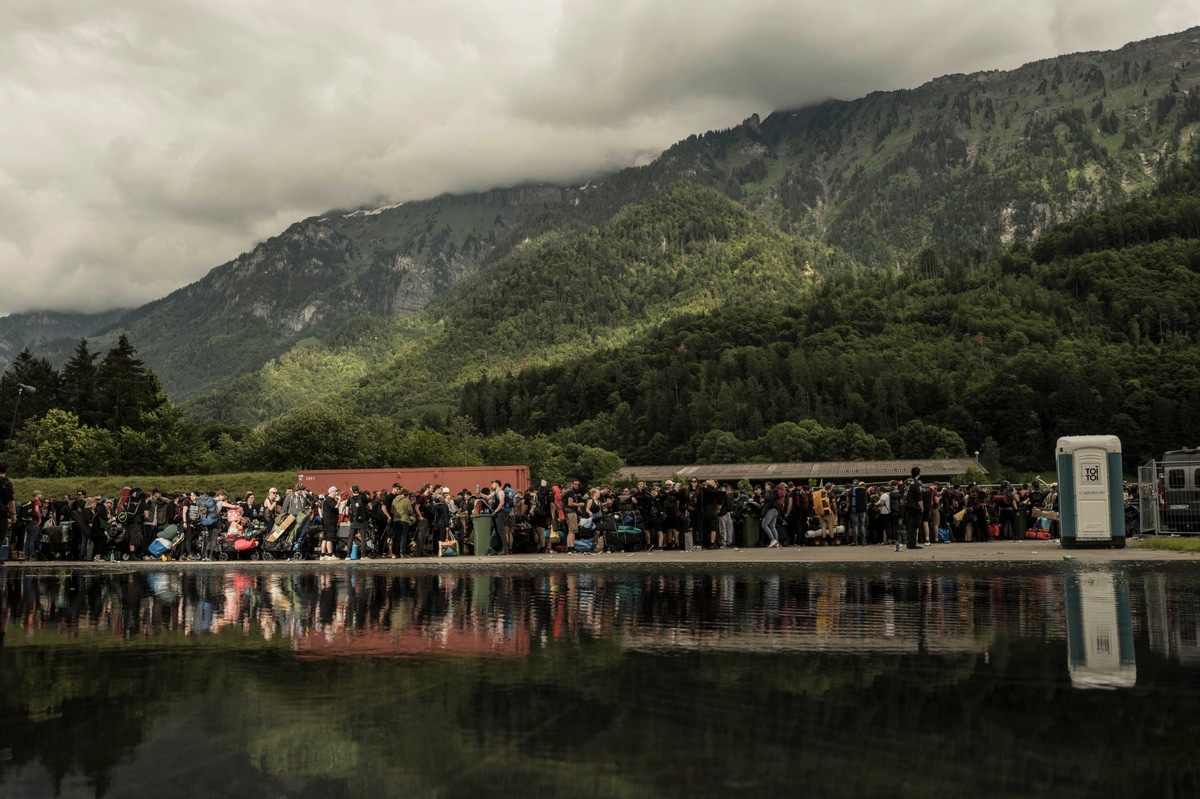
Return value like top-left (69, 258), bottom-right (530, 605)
top-left (503, 487), bottom-right (516, 512)
top-left (902, 479), bottom-right (922, 509)
top-left (199, 496), bottom-right (219, 527)
top-left (187, 502), bottom-right (203, 525)
top-left (851, 485), bottom-right (868, 512)
top-left (537, 485), bottom-right (553, 513)
top-left (812, 489), bottom-right (830, 516)
top-left (14, 500), bottom-right (30, 524)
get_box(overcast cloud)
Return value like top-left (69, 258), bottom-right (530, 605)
top-left (0, 0), bottom-right (1195, 315)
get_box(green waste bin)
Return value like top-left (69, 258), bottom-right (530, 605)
top-left (472, 514), bottom-right (494, 556)
top-left (1016, 508), bottom-right (1029, 540)
top-left (742, 515), bottom-right (761, 548)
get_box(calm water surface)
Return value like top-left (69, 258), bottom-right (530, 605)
top-left (1, 563), bottom-right (1198, 799)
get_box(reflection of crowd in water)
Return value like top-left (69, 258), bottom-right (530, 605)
top-left (1, 568), bottom-right (1085, 653)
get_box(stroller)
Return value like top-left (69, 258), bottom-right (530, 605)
top-left (89, 516), bottom-right (129, 561)
top-left (34, 519), bottom-right (77, 561)
top-left (509, 518), bottom-right (540, 554)
top-left (215, 518), bottom-right (267, 560)
top-left (603, 512), bottom-right (645, 552)
top-left (262, 512), bottom-right (308, 560)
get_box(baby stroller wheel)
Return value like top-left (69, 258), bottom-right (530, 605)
top-left (121, 552), bottom-right (131, 561)
top-left (250, 551), bottom-right (261, 561)
top-left (261, 551), bottom-right (274, 561)
top-left (218, 551), bottom-right (230, 561)
top-left (93, 554), bottom-right (103, 562)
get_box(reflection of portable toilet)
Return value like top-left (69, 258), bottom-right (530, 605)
top-left (1056, 435), bottom-right (1125, 549)
top-left (1064, 572), bottom-right (1136, 688)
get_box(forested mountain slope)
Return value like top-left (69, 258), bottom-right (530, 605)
top-left (458, 158), bottom-right (1200, 470)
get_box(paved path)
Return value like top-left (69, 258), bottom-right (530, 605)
top-left (6, 539), bottom-right (1197, 570)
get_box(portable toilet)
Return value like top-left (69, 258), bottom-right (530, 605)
top-left (1056, 435), bottom-right (1125, 549)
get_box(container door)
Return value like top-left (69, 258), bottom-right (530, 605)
top-left (1073, 447), bottom-right (1112, 542)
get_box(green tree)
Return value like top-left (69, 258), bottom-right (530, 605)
top-left (96, 334), bottom-right (168, 432)
top-left (246, 402), bottom-right (379, 470)
top-left (14, 409), bottom-right (115, 477)
top-left (59, 339), bottom-right (101, 427)
top-left (0, 349), bottom-right (60, 445)
top-left (890, 420), bottom-right (968, 459)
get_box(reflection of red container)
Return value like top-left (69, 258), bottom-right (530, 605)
top-left (296, 466), bottom-right (531, 496)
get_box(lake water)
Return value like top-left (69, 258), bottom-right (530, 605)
top-left (1, 563), bottom-right (1197, 798)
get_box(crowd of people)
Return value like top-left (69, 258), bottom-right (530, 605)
top-left (1, 463), bottom-right (1079, 562)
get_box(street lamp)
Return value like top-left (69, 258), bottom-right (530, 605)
top-left (4, 383), bottom-right (36, 455)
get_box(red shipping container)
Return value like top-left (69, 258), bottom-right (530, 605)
top-left (296, 465), bottom-right (531, 496)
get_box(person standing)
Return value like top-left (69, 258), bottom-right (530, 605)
top-left (261, 488), bottom-right (280, 529)
top-left (813, 483), bottom-right (837, 545)
top-left (904, 467), bottom-right (925, 550)
top-left (390, 487), bottom-right (415, 558)
top-left (562, 479), bottom-right (583, 551)
top-left (23, 489), bottom-right (44, 559)
top-left (847, 481), bottom-right (870, 546)
top-left (345, 485), bottom-right (371, 558)
top-left (491, 479), bottom-right (511, 555)
top-left (700, 479), bottom-right (725, 549)
top-left (145, 488), bottom-right (171, 540)
top-left (320, 486), bottom-right (340, 560)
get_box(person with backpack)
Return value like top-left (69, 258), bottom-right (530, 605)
top-left (903, 467), bottom-right (926, 550)
top-left (812, 482), bottom-right (836, 546)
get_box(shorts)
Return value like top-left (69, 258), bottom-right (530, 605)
top-left (322, 524), bottom-right (338, 542)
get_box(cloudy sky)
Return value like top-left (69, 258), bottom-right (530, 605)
top-left (1, 0), bottom-right (1195, 315)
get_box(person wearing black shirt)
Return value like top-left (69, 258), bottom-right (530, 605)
top-left (320, 487), bottom-right (340, 560)
top-left (904, 466), bottom-right (925, 550)
top-left (700, 479), bottom-right (725, 549)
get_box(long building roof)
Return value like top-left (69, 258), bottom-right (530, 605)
top-left (618, 459), bottom-right (986, 484)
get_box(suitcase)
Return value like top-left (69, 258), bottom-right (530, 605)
top-left (148, 538), bottom-right (173, 557)
top-left (987, 522), bottom-right (1001, 539)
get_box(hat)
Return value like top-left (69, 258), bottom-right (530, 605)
top-left (328, 485), bottom-right (338, 495)
top-left (442, 487), bottom-right (451, 494)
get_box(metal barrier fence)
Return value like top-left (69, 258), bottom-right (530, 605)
top-left (1138, 458), bottom-right (1200, 535)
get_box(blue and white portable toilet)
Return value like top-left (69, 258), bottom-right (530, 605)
top-left (1056, 435), bottom-right (1125, 549)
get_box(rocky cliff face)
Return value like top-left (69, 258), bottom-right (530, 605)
top-left (76, 183), bottom-right (575, 398)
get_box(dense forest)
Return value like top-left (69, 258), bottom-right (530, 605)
top-left (457, 159), bottom-right (1200, 472)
